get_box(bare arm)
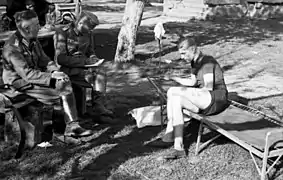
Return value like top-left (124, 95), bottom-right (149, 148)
top-left (171, 74), bottom-right (197, 87)
top-left (202, 73), bottom-right (214, 91)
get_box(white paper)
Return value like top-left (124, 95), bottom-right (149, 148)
top-left (37, 142), bottom-right (53, 148)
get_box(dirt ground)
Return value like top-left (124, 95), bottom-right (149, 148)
top-left (1, 1), bottom-right (283, 180)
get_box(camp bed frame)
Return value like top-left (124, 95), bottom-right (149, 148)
top-left (147, 77), bottom-right (283, 180)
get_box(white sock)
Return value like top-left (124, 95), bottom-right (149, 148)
top-left (174, 137), bottom-right (184, 151)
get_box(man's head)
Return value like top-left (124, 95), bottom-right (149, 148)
top-left (178, 37), bottom-right (199, 62)
top-left (75, 11), bottom-right (99, 34)
top-left (14, 10), bottom-right (39, 40)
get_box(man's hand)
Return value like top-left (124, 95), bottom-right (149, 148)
top-left (85, 56), bottom-right (105, 67)
top-left (51, 71), bottom-right (69, 81)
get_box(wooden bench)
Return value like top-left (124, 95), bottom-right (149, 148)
top-left (147, 77), bottom-right (283, 180)
top-left (0, 86), bottom-right (45, 159)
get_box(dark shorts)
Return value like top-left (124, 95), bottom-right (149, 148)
top-left (200, 89), bottom-right (229, 116)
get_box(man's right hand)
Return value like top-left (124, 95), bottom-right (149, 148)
top-left (85, 56), bottom-right (105, 67)
top-left (51, 71), bottom-right (69, 81)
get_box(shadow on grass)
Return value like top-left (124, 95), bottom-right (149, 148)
top-left (0, 93), bottom-right (162, 179)
top-left (162, 18), bottom-right (283, 46)
top-left (3, 14), bottom-right (283, 179)
top-left (82, 4), bottom-right (124, 12)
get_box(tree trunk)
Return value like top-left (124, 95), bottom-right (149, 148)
top-left (114, 0), bottom-right (147, 62)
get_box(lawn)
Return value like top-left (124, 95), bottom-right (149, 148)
top-left (1, 6), bottom-right (283, 180)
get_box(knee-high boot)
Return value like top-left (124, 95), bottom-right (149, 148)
top-left (62, 93), bottom-right (93, 137)
top-left (52, 109), bottom-right (66, 134)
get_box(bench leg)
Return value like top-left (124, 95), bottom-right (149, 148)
top-left (11, 107), bottom-right (27, 159)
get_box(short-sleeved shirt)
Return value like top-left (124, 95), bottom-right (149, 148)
top-left (191, 55), bottom-right (227, 91)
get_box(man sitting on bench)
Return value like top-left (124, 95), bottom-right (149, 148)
top-left (53, 10), bottom-right (115, 124)
top-left (2, 10), bottom-right (93, 139)
top-left (149, 37), bottom-right (229, 160)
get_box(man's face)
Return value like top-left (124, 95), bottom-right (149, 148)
top-left (77, 16), bottom-right (96, 34)
top-left (179, 47), bottom-right (195, 62)
top-left (20, 17), bottom-right (40, 39)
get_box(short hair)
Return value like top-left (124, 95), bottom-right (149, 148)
top-left (178, 37), bottom-right (197, 50)
top-left (14, 10), bottom-right (38, 24)
top-left (76, 11), bottom-right (99, 27)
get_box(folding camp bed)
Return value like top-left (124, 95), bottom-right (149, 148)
top-left (147, 77), bottom-right (283, 180)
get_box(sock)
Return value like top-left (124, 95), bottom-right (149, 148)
top-left (174, 137), bottom-right (184, 151)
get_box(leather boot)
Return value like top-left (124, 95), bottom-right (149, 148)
top-left (62, 94), bottom-right (93, 137)
top-left (52, 109), bottom-right (66, 134)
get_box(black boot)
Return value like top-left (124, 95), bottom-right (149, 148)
top-left (52, 109), bottom-right (66, 135)
top-left (62, 94), bottom-right (93, 138)
top-left (64, 121), bottom-right (93, 137)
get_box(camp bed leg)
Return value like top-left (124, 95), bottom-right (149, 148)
top-left (160, 97), bottom-right (167, 131)
top-left (195, 121), bottom-right (222, 156)
top-left (260, 132), bottom-right (270, 180)
top-left (195, 121), bottom-right (203, 155)
top-left (260, 130), bottom-right (283, 180)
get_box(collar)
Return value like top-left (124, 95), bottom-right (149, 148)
top-left (15, 30), bottom-right (35, 48)
top-left (193, 51), bottom-right (203, 64)
top-left (73, 26), bottom-right (80, 36)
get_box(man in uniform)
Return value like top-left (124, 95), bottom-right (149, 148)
top-left (53, 10), bottom-right (114, 123)
top-left (2, 10), bottom-right (92, 138)
top-left (148, 37), bottom-right (229, 160)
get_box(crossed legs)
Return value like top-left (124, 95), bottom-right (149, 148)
top-left (162, 86), bottom-right (212, 158)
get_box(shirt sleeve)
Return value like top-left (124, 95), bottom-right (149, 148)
top-left (53, 29), bottom-right (87, 67)
top-left (36, 40), bottom-right (59, 73)
top-left (2, 45), bottom-right (52, 86)
top-left (85, 32), bottom-right (96, 57)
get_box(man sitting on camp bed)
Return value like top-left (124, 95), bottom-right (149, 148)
top-left (148, 37), bottom-right (229, 160)
top-left (53, 10), bottom-right (115, 124)
top-left (2, 10), bottom-right (93, 139)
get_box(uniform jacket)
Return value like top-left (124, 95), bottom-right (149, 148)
top-left (2, 31), bottom-right (59, 91)
top-left (53, 24), bottom-right (96, 77)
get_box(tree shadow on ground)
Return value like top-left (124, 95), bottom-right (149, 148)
top-left (0, 93), bottom-right (161, 179)
top-left (162, 18), bottom-right (283, 46)
top-left (82, 4), bottom-right (124, 12)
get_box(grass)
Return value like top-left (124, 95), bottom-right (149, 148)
top-left (1, 13), bottom-right (283, 180)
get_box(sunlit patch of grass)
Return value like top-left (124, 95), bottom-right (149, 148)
top-left (112, 125), bottom-right (135, 139)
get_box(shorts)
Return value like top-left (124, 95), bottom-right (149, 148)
top-left (200, 89), bottom-right (229, 116)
